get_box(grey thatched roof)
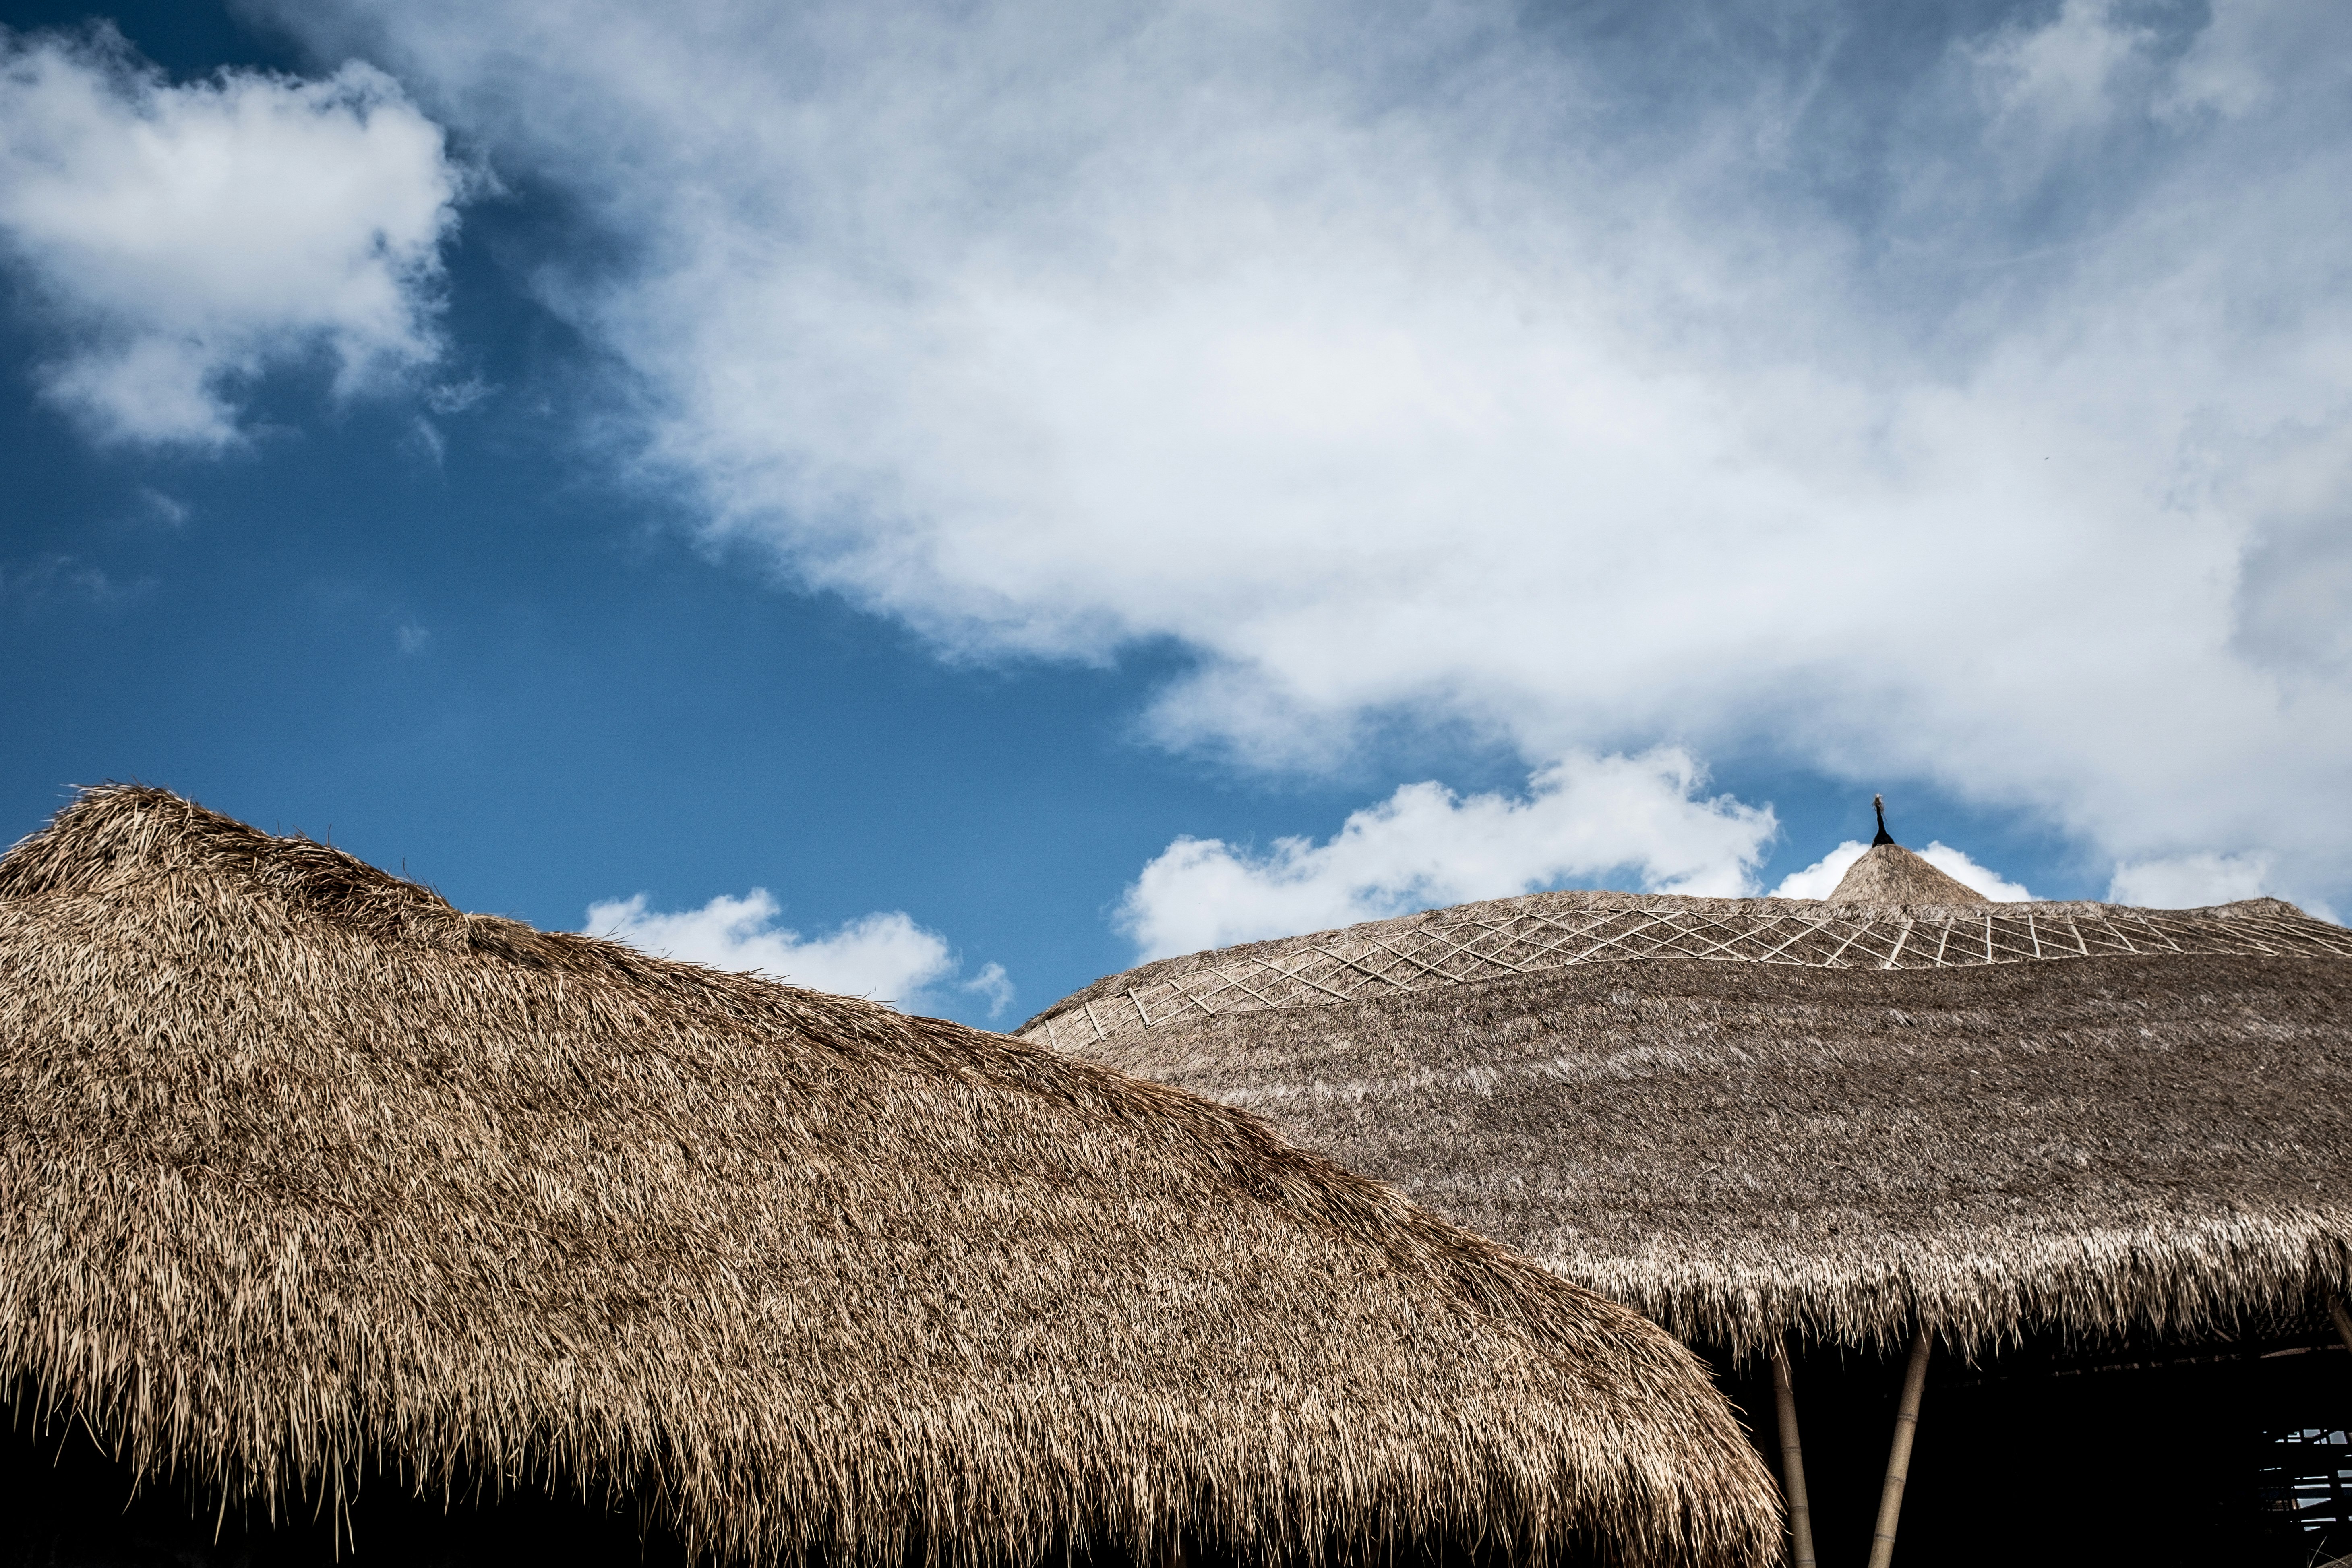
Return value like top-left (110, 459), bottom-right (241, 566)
top-left (0, 786), bottom-right (1781, 1568)
top-left (1024, 875), bottom-right (2352, 1362)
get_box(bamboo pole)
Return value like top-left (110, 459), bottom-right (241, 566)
top-left (2332, 1295), bottom-right (2352, 1355)
top-left (1771, 1342), bottom-right (1817, 1568)
top-left (1864, 1326), bottom-right (1933, 1568)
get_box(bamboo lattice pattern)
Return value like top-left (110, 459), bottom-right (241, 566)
top-left (1024, 902), bottom-right (2352, 1049)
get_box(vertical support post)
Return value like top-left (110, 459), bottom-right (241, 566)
top-left (2331, 1295), bottom-right (2352, 1355)
top-left (1771, 1342), bottom-right (1817, 1568)
top-left (1864, 1325), bottom-right (1933, 1568)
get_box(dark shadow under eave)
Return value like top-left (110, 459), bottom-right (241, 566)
top-left (0, 1408), bottom-right (1689, 1568)
top-left (1702, 1309), bottom-right (2352, 1568)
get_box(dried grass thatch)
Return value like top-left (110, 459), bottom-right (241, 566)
top-left (0, 786), bottom-right (1782, 1568)
top-left (1823, 844), bottom-right (1986, 905)
top-left (1027, 878), bottom-right (2352, 1365)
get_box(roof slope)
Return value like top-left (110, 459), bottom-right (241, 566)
top-left (1031, 888), bottom-right (2352, 1361)
top-left (0, 787), bottom-right (1780, 1568)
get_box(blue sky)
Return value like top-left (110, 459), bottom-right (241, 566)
top-left (3, 0), bottom-right (2346, 1024)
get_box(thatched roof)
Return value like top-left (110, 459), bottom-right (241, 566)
top-left (0, 786), bottom-right (1781, 1568)
top-left (1023, 873), bottom-right (2352, 1363)
top-left (1824, 843), bottom-right (1986, 904)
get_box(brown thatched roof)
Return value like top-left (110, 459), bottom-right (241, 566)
top-left (1824, 843), bottom-right (1987, 904)
top-left (0, 786), bottom-right (1781, 1568)
top-left (1024, 878), bottom-right (2352, 1364)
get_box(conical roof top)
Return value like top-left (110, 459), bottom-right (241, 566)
top-left (1023, 874), bottom-right (2352, 1358)
top-left (1824, 842), bottom-right (1988, 904)
top-left (0, 786), bottom-right (1780, 1567)
top-left (1825, 799), bottom-right (1992, 905)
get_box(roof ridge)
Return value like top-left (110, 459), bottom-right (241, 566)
top-left (0, 784), bottom-right (691, 976)
top-left (0, 780), bottom-right (448, 906)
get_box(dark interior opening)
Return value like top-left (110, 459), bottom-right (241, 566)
top-left (1707, 1312), bottom-right (2352, 1568)
top-left (0, 1405), bottom-right (1634, 1568)
top-left (0, 1412), bottom-right (692, 1568)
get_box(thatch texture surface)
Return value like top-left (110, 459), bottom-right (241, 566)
top-left (0, 787), bottom-right (1781, 1568)
top-left (1823, 844), bottom-right (1988, 905)
top-left (1019, 888), bottom-right (2346, 1054)
top-left (1040, 898), bottom-right (2352, 1362)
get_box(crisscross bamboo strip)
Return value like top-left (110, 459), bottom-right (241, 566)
top-left (1025, 899), bottom-right (2352, 1048)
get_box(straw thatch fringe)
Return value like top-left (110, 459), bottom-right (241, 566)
top-left (1047, 938), bottom-right (2352, 1366)
top-left (0, 787), bottom-right (1783, 1568)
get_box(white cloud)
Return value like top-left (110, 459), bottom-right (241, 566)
top-left (585, 888), bottom-right (1005, 1015)
top-left (0, 28), bottom-right (461, 445)
top-left (959, 961), bottom-right (1016, 1021)
top-left (1115, 749), bottom-right (1775, 959)
top-left (1771, 841), bottom-right (1870, 900)
top-left (2161, 0), bottom-right (2281, 121)
top-left (262, 0), bottom-right (2352, 905)
top-left (1967, 0), bottom-right (2147, 132)
top-left (424, 374), bottom-right (493, 414)
top-left (134, 486), bottom-right (188, 526)
top-left (2107, 852), bottom-right (2271, 909)
top-left (1915, 842), bottom-right (2034, 902)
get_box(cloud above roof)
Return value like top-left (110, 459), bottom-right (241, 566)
top-left (585, 889), bottom-right (1014, 1018)
top-left (254, 0), bottom-right (2352, 902)
top-left (0, 27), bottom-right (461, 445)
top-left (2107, 851), bottom-right (2278, 910)
top-left (1116, 750), bottom-right (1774, 959)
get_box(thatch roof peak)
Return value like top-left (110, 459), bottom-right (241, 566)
top-left (1823, 841), bottom-right (1990, 905)
top-left (0, 784), bottom-right (648, 976)
top-left (0, 785), bottom-right (1781, 1567)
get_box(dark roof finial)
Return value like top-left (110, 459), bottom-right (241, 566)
top-left (1871, 793), bottom-right (1895, 847)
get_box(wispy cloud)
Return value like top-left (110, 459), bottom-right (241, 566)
top-left (0, 552), bottom-right (155, 606)
top-left (263, 0), bottom-right (2352, 906)
top-left (958, 961), bottom-right (1015, 1021)
top-left (424, 374), bottom-right (494, 414)
top-left (134, 487), bottom-right (189, 526)
top-left (585, 889), bottom-right (1007, 1017)
top-left (0, 26), bottom-right (463, 446)
top-left (1117, 750), bottom-right (1774, 959)
top-left (2107, 852), bottom-right (2274, 910)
